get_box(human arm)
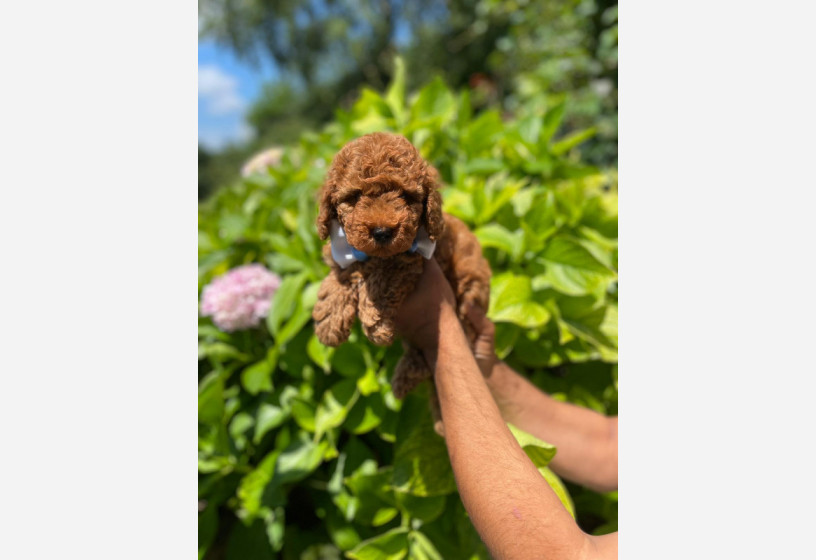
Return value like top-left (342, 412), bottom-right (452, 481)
top-left (467, 306), bottom-right (618, 493)
top-left (396, 260), bottom-right (617, 560)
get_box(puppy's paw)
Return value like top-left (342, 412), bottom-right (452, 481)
top-left (311, 293), bottom-right (334, 323)
top-left (391, 348), bottom-right (431, 398)
top-left (314, 317), bottom-right (349, 347)
top-left (364, 321), bottom-right (395, 346)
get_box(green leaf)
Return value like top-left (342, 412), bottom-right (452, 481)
top-left (541, 100), bottom-right (566, 143)
top-left (540, 236), bottom-right (615, 296)
top-left (273, 433), bottom-right (327, 486)
top-left (262, 506), bottom-right (285, 551)
top-left (225, 518), bottom-right (274, 560)
top-left (408, 531), bottom-right (444, 560)
top-left (507, 424), bottom-right (557, 468)
top-left (241, 348), bottom-right (278, 395)
top-left (462, 110), bottom-right (503, 154)
top-left (198, 341), bottom-right (249, 363)
top-left (253, 402), bottom-right (288, 444)
top-left (419, 499), bottom-right (490, 560)
top-left (551, 127), bottom-right (597, 156)
top-left (345, 467), bottom-right (398, 526)
top-left (333, 438), bottom-right (376, 491)
top-left (198, 454), bottom-right (231, 474)
top-left (198, 503), bottom-right (218, 560)
top-left (372, 507), bottom-right (399, 526)
top-left (290, 397), bottom-right (317, 432)
top-left (493, 323), bottom-right (520, 359)
top-left (477, 176), bottom-right (527, 225)
top-left (392, 395), bottom-right (456, 496)
top-left (345, 393), bottom-right (386, 434)
top-left (198, 324), bottom-right (230, 341)
top-left (275, 288), bottom-right (315, 347)
top-left (510, 186), bottom-right (537, 217)
top-left (518, 115), bottom-right (543, 147)
top-left (395, 493), bottom-right (446, 523)
top-left (346, 528), bottom-right (409, 560)
top-left (410, 77), bottom-right (456, 124)
top-left (560, 304), bottom-right (617, 357)
top-left (307, 333), bottom-right (334, 372)
top-left (326, 508), bottom-right (361, 551)
top-left (198, 371), bottom-right (224, 425)
top-left (356, 367), bottom-right (381, 396)
top-left (217, 213), bottom-right (249, 243)
top-left (229, 411), bottom-right (255, 450)
top-left (331, 343), bottom-right (366, 378)
top-left (237, 451), bottom-right (279, 518)
top-left (538, 466), bottom-right (576, 518)
top-left (266, 271), bottom-right (309, 337)
top-left (385, 56), bottom-right (407, 125)
top-left (376, 407), bottom-right (399, 443)
top-left (488, 273), bottom-right (550, 328)
top-left (442, 187), bottom-right (476, 222)
top-left (474, 224), bottom-right (524, 261)
top-left (462, 158), bottom-right (506, 175)
top-left (505, 426), bottom-right (574, 517)
top-left (543, 236), bottom-right (612, 274)
top-left (490, 301), bottom-right (551, 329)
top-left (489, 272), bottom-right (532, 311)
top-left (315, 379), bottom-right (360, 437)
top-left (350, 89), bottom-right (393, 135)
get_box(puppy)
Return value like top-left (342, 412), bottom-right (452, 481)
top-left (312, 132), bottom-right (491, 400)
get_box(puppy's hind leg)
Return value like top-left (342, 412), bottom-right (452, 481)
top-left (390, 343), bottom-right (432, 400)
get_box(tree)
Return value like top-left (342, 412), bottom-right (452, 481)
top-left (198, 0), bottom-right (618, 198)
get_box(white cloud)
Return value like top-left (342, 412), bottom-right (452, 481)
top-left (198, 65), bottom-right (246, 115)
top-left (199, 121), bottom-right (255, 151)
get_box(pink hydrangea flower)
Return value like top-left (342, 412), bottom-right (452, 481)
top-left (200, 264), bottom-right (281, 332)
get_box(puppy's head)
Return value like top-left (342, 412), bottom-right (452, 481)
top-left (317, 132), bottom-right (444, 257)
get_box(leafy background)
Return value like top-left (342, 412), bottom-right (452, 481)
top-left (199, 55), bottom-right (618, 559)
top-left (198, 0), bottom-right (618, 199)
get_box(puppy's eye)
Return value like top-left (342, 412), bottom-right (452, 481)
top-left (342, 192), bottom-right (361, 205)
top-left (399, 193), bottom-right (417, 203)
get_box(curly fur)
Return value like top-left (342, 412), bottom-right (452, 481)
top-left (312, 132), bottom-right (491, 405)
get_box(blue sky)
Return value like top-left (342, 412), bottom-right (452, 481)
top-left (198, 41), bottom-right (279, 151)
top-left (198, 19), bottom-right (416, 152)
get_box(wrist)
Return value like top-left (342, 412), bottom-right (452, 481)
top-left (421, 301), bottom-right (461, 367)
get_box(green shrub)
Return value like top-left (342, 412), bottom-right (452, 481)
top-left (198, 58), bottom-right (618, 559)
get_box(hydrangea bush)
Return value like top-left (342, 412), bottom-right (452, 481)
top-left (198, 59), bottom-right (618, 559)
top-left (201, 264), bottom-right (282, 332)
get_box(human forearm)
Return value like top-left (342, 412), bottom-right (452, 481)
top-left (426, 307), bottom-right (595, 560)
top-left (485, 362), bottom-right (618, 493)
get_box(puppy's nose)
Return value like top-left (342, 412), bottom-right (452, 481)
top-left (371, 227), bottom-right (394, 243)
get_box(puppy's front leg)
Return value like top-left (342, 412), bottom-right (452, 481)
top-left (313, 268), bottom-right (359, 347)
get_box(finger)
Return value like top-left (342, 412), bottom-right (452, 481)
top-left (465, 302), bottom-right (489, 330)
top-left (474, 332), bottom-right (494, 362)
top-left (465, 303), bottom-right (496, 377)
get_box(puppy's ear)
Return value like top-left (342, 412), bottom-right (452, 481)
top-left (316, 179), bottom-right (335, 240)
top-left (422, 166), bottom-right (445, 241)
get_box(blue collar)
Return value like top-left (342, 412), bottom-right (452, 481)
top-left (329, 220), bottom-right (436, 269)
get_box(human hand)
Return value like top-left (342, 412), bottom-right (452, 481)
top-left (394, 258), bottom-right (457, 355)
top-left (465, 303), bottom-right (497, 378)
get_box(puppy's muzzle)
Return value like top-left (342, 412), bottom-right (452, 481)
top-left (370, 227), bottom-right (394, 244)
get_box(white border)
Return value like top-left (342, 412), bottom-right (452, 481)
top-left (2, 2), bottom-right (196, 557)
top-left (3, 0), bottom-right (816, 557)
top-left (621, 1), bottom-right (816, 556)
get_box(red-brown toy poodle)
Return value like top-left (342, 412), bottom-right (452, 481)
top-left (312, 132), bottom-right (491, 400)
